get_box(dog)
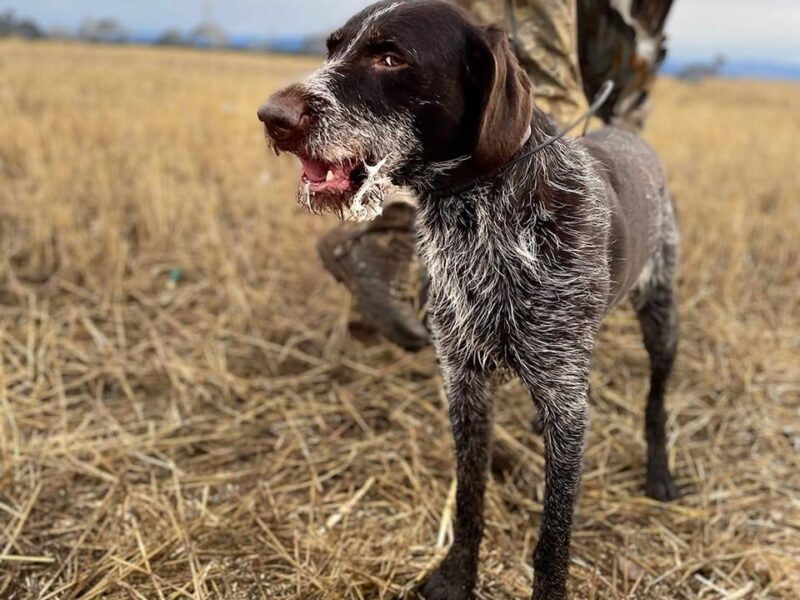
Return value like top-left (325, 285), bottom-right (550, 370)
top-left (258, 1), bottom-right (680, 598)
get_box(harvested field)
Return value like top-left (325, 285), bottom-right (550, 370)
top-left (0, 41), bottom-right (798, 599)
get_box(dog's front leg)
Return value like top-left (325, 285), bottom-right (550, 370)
top-left (522, 373), bottom-right (589, 600)
top-left (419, 360), bottom-right (491, 600)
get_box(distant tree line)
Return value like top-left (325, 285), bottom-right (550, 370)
top-left (155, 23), bottom-right (229, 48)
top-left (0, 9), bottom-right (324, 55)
top-left (676, 55), bottom-right (726, 82)
top-left (77, 18), bottom-right (130, 43)
top-left (0, 10), bottom-right (232, 49)
top-left (0, 10), bottom-right (44, 39)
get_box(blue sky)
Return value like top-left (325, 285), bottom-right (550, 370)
top-left (4, 0), bottom-right (800, 64)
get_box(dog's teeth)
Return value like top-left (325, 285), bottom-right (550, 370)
top-left (326, 170), bottom-right (334, 182)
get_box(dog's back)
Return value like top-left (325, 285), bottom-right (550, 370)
top-left (581, 127), bottom-right (677, 310)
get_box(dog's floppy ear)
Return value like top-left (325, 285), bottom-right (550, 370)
top-left (472, 25), bottom-right (533, 171)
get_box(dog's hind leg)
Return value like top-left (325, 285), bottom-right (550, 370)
top-left (632, 240), bottom-right (680, 502)
top-left (419, 357), bottom-right (491, 600)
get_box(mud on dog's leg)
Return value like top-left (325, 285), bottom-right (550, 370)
top-left (519, 362), bottom-right (589, 600)
top-left (418, 360), bottom-right (491, 600)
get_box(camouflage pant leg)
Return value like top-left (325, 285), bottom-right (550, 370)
top-left (456, 0), bottom-right (588, 129)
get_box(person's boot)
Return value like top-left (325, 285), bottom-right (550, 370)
top-left (317, 198), bottom-right (430, 352)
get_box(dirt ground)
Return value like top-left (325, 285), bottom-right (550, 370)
top-left (0, 41), bottom-right (798, 599)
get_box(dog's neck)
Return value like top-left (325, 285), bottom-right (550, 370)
top-left (415, 108), bottom-right (570, 205)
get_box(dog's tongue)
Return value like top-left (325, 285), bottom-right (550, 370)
top-left (300, 157), bottom-right (352, 183)
top-left (299, 157), bottom-right (329, 182)
top-left (298, 156), bottom-right (354, 192)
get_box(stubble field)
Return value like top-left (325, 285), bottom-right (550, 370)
top-left (0, 41), bottom-right (798, 599)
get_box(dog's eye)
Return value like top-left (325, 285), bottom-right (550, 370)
top-left (377, 54), bottom-right (405, 69)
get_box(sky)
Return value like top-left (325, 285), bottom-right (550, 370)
top-left (4, 0), bottom-right (800, 64)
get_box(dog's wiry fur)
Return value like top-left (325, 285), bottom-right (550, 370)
top-left (416, 113), bottom-right (679, 598)
top-left (259, 2), bottom-right (679, 598)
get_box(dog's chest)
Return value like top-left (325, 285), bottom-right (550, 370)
top-left (417, 200), bottom-right (546, 353)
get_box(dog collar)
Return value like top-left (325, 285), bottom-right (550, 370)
top-left (428, 81), bottom-right (615, 199)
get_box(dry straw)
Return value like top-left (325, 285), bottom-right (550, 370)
top-left (0, 41), bottom-right (798, 599)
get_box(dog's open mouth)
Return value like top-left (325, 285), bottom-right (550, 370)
top-left (298, 157), bottom-right (366, 194)
top-left (294, 153), bottom-right (389, 221)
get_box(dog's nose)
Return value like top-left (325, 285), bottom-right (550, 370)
top-left (258, 90), bottom-right (309, 142)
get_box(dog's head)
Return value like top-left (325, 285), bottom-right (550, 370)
top-left (258, 0), bottom-right (533, 220)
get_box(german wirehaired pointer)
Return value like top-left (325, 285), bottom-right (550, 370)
top-left (258, 1), bottom-right (680, 598)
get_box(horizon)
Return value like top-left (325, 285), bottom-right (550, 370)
top-left (3, 1), bottom-right (800, 74)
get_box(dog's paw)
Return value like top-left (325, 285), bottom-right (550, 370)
top-left (416, 566), bottom-right (473, 600)
top-left (645, 469), bottom-right (679, 502)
